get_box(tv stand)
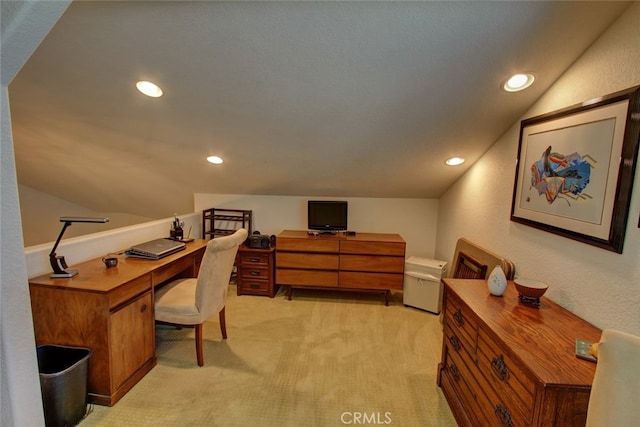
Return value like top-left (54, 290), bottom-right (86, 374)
top-left (276, 230), bottom-right (406, 305)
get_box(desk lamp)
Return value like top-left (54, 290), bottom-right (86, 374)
top-left (49, 216), bottom-right (110, 278)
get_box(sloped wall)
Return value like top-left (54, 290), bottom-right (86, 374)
top-left (436, 2), bottom-right (640, 335)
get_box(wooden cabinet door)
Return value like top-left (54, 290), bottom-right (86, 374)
top-left (109, 291), bottom-right (155, 391)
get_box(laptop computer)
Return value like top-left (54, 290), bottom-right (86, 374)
top-left (125, 238), bottom-right (186, 259)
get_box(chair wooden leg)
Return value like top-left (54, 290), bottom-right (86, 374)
top-left (219, 306), bottom-right (227, 339)
top-left (195, 323), bottom-right (204, 367)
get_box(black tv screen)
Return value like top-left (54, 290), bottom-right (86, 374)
top-left (308, 201), bottom-right (348, 232)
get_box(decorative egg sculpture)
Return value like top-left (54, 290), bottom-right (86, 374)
top-left (487, 265), bottom-right (507, 296)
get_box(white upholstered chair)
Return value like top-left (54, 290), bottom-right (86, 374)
top-left (154, 228), bottom-right (248, 366)
top-left (586, 329), bottom-right (640, 426)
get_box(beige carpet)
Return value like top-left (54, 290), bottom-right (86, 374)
top-left (81, 285), bottom-right (456, 426)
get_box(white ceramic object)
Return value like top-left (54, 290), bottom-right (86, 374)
top-left (487, 265), bottom-right (507, 296)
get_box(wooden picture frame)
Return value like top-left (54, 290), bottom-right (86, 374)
top-left (511, 86), bottom-right (640, 253)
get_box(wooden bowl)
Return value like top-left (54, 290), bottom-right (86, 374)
top-left (514, 278), bottom-right (548, 299)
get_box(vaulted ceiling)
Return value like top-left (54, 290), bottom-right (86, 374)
top-left (8, 1), bottom-right (631, 219)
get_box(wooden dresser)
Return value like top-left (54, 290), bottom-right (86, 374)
top-left (29, 240), bottom-right (208, 406)
top-left (236, 245), bottom-right (278, 297)
top-left (438, 278), bottom-right (601, 427)
top-left (275, 230), bottom-right (405, 304)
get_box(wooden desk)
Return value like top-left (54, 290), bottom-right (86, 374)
top-left (438, 278), bottom-right (601, 426)
top-left (29, 239), bottom-right (208, 406)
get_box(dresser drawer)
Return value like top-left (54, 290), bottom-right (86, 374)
top-left (240, 266), bottom-right (270, 280)
top-left (339, 255), bottom-right (404, 273)
top-left (443, 323), bottom-right (474, 362)
top-left (277, 252), bottom-right (339, 270)
top-left (277, 237), bottom-right (339, 253)
top-left (339, 271), bottom-right (403, 290)
top-left (476, 328), bottom-right (535, 423)
top-left (443, 341), bottom-right (494, 427)
top-left (238, 278), bottom-right (270, 294)
top-left (276, 269), bottom-right (338, 287)
top-left (239, 252), bottom-right (270, 266)
top-left (444, 292), bottom-right (478, 351)
top-left (340, 240), bottom-right (405, 256)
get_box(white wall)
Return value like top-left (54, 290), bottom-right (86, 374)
top-left (1, 2), bottom-right (71, 425)
top-left (436, 2), bottom-right (640, 336)
top-left (195, 193), bottom-right (440, 260)
top-left (19, 184), bottom-right (157, 247)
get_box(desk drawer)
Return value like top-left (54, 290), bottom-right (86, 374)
top-left (151, 254), bottom-right (193, 285)
top-left (109, 275), bottom-right (152, 309)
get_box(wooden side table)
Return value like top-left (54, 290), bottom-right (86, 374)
top-left (236, 245), bottom-right (278, 297)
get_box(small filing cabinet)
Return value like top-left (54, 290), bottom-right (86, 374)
top-left (237, 245), bottom-right (278, 297)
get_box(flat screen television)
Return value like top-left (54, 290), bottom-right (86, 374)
top-left (307, 201), bottom-right (348, 233)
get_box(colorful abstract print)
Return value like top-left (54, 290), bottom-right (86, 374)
top-left (530, 146), bottom-right (595, 205)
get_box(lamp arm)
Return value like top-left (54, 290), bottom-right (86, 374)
top-left (49, 221), bottom-right (72, 274)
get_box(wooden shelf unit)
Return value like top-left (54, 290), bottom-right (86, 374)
top-left (202, 208), bottom-right (252, 239)
top-left (438, 278), bottom-right (601, 427)
top-left (275, 230), bottom-right (405, 305)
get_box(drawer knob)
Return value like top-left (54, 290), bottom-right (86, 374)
top-left (453, 309), bottom-right (464, 327)
top-left (250, 270), bottom-right (260, 275)
top-left (449, 363), bottom-right (460, 381)
top-left (491, 355), bottom-right (510, 381)
top-left (494, 404), bottom-right (514, 427)
top-left (449, 334), bottom-right (460, 351)
top-left (140, 304), bottom-right (147, 313)
top-left (249, 257), bottom-right (261, 262)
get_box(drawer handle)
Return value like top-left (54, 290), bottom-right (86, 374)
top-left (449, 334), bottom-right (460, 351)
top-left (491, 355), bottom-right (510, 381)
top-left (140, 304), bottom-right (147, 313)
top-left (449, 363), bottom-right (460, 381)
top-left (249, 270), bottom-right (260, 275)
top-left (250, 284), bottom-right (260, 289)
top-left (453, 309), bottom-right (464, 327)
top-left (249, 257), bottom-right (261, 262)
top-left (495, 404), bottom-right (514, 427)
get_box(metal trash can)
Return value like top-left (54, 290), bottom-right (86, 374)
top-left (37, 345), bottom-right (92, 427)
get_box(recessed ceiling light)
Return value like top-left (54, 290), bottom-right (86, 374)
top-left (445, 157), bottom-right (465, 166)
top-left (136, 81), bottom-right (163, 97)
top-left (503, 73), bottom-right (535, 92)
top-left (207, 156), bottom-right (223, 164)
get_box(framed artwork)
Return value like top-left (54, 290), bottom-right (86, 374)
top-left (511, 86), bottom-right (640, 253)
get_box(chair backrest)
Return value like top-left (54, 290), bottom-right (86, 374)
top-left (452, 250), bottom-right (487, 279)
top-left (195, 228), bottom-right (248, 319)
top-left (450, 238), bottom-right (515, 280)
top-left (586, 329), bottom-right (640, 426)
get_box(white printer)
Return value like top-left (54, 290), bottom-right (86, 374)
top-left (403, 256), bottom-right (448, 314)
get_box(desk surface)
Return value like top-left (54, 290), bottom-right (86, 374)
top-left (29, 239), bottom-right (209, 293)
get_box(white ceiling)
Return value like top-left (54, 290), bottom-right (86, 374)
top-left (8, 1), bottom-right (631, 219)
